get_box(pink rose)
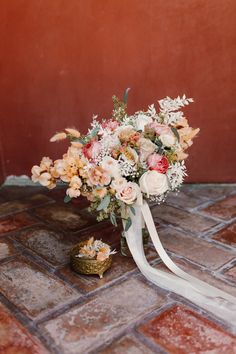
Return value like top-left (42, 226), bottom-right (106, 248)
top-left (101, 119), bottom-right (120, 131)
top-left (146, 122), bottom-right (171, 135)
top-left (82, 139), bottom-right (101, 160)
top-left (116, 182), bottom-right (141, 205)
top-left (147, 153), bottom-right (169, 174)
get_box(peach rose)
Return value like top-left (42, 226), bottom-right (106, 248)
top-left (116, 182), bottom-right (141, 205)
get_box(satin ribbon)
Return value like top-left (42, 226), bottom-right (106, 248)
top-left (124, 201), bottom-right (236, 325)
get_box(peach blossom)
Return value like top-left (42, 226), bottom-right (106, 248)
top-left (88, 166), bottom-right (111, 186)
top-left (92, 188), bottom-right (107, 199)
top-left (40, 157), bottom-right (53, 171)
top-left (66, 175), bottom-right (82, 198)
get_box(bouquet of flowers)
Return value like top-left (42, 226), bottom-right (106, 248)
top-left (31, 91), bottom-right (199, 231)
top-left (31, 93), bottom-right (236, 315)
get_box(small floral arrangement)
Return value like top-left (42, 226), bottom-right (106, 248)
top-left (31, 91), bottom-right (199, 231)
top-left (75, 237), bottom-right (116, 261)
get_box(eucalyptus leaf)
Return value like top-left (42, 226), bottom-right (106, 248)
top-left (96, 194), bottom-right (111, 211)
top-left (125, 217), bottom-right (132, 231)
top-left (72, 137), bottom-right (85, 144)
top-left (123, 87), bottom-right (131, 104)
top-left (64, 195), bottom-right (71, 203)
top-left (90, 127), bottom-right (100, 138)
top-left (171, 127), bottom-right (180, 142)
top-left (110, 212), bottom-right (117, 227)
top-left (130, 206), bottom-right (136, 215)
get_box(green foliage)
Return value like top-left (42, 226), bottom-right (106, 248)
top-left (123, 87), bottom-right (131, 104)
top-left (130, 206), bottom-right (136, 215)
top-left (64, 195), bottom-right (71, 203)
top-left (171, 127), bottom-right (180, 142)
top-left (125, 217), bottom-right (132, 231)
top-left (90, 126), bottom-right (100, 138)
top-left (110, 212), bottom-right (117, 226)
top-left (154, 138), bottom-right (164, 154)
top-left (96, 194), bottom-right (111, 211)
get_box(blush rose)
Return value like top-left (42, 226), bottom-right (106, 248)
top-left (147, 153), bottom-right (169, 174)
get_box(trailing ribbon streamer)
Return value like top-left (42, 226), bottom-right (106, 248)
top-left (125, 201), bottom-right (236, 325)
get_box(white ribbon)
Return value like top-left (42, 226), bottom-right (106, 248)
top-left (125, 201), bottom-right (236, 325)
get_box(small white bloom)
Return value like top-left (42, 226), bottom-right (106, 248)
top-left (139, 171), bottom-right (169, 197)
top-left (147, 104), bottom-right (157, 118)
top-left (135, 114), bottom-right (153, 131)
top-left (167, 161), bottom-right (187, 190)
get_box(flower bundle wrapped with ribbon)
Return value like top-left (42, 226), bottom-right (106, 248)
top-left (31, 91), bottom-right (236, 320)
top-left (31, 91), bottom-right (199, 230)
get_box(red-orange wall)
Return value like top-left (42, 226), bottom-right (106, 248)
top-left (0, 0), bottom-right (236, 183)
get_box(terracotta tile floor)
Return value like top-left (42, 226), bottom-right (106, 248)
top-left (0, 184), bottom-right (235, 353)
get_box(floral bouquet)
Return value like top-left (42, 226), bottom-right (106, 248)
top-left (31, 92), bottom-right (236, 316)
top-left (31, 91), bottom-right (199, 232)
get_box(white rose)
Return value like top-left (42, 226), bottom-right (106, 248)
top-left (135, 114), bottom-right (153, 132)
top-left (111, 177), bottom-right (127, 191)
top-left (116, 182), bottom-right (141, 205)
top-left (100, 156), bottom-right (121, 178)
top-left (159, 133), bottom-right (176, 147)
top-left (139, 138), bottom-right (156, 161)
top-left (139, 171), bottom-right (169, 197)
